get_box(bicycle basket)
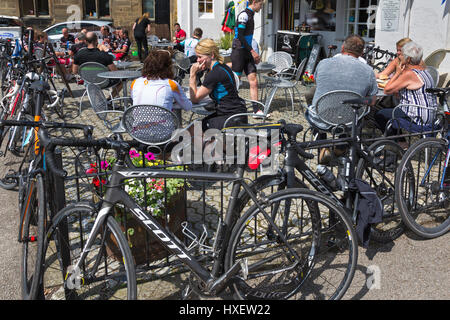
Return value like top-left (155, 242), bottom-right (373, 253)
top-left (122, 104), bottom-right (180, 145)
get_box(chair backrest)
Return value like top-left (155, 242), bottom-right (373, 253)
top-left (424, 49), bottom-right (450, 69)
top-left (173, 51), bottom-right (191, 71)
top-left (267, 51), bottom-right (293, 73)
top-left (426, 66), bottom-right (439, 87)
top-left (78, 62), bottom-right (109, 87)
top-left (122, 104), bottom-right (180, 146)
top-left (314, 90), bottom-right (365, 128)
top-left (86, 83), bottom-right (109, 120)
top-left (294, 57), bottom-right (307, 81)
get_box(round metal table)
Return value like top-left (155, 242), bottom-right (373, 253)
top-left (114, 61), bottom-right (134, 69)
top-left (150, 42), bottom-right (176, 49)
top-left (97, 70), bottom-right (142, 97)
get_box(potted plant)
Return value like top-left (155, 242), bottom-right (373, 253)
top-left (302, 71), bottom-right (315, 87)
top-left (88, 150), bottom-right (186, 265)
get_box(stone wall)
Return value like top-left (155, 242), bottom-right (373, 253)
top-left (0, 0), bottom-right (20, 17)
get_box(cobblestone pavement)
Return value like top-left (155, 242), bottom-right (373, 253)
top-left (0, 66), bottom-right (448, 300)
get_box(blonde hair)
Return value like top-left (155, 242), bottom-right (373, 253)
top-left (396, 38), bottom-right (412, 48)
top-left (195, 38), bottom-right (224, 64)
top-left (138, 12), bottom-right (149, 24)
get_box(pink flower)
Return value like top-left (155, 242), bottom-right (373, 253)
top-left (101, 161), bottom-right (109, 170)
top-left (145, 152), bottom-right (155, 162)
top-left (129, 149), bottom-right (140, 158)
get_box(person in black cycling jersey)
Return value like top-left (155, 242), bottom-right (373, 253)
top-left (190, 38), bottom-right (247, 132)
top-left (231, 0), bottom-right (264, 114)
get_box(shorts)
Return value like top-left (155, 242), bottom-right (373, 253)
top-left (231, 47), bottom-right (256, 76)
top-left (202, 113), bottom-right (248, 132)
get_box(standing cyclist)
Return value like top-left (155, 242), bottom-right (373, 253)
top-left (231, 0), bottom-right (265, 114)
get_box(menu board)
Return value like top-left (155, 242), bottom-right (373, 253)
top-left (381, 0), bottom-right (400, 32)
top-left (304, 43), bottom-right (321, 75)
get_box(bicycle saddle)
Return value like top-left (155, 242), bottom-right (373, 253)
top-left (283, 123), bottom-right (304, 140)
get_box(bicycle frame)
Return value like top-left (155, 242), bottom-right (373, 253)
top-left (68, 159), bottom-right (304, 294)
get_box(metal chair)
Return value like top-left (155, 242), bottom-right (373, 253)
top-left (86, 83), bottom-right (132, 135)
top-left (122, 104), bottom-right (182, 157)
top-left (266, 51), bottom-right (293, 74)
top-left (78, 62), bottom-right (121, 115)
top-left (305, 90), bottom-right (365, 133)
top-left (222, 85), bottom-right (278, 128)
top-left (263, 57), bottom-right (307, 115)
top-left (173, 51), bottom-right (192, 85)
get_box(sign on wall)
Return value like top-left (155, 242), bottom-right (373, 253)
top-left (381, 0), bottom-right (400, 31)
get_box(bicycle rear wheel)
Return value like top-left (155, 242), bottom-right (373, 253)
top-left (356, 139), bottom-right (408, 242)
top-left (395, 138), bottom-right (450, 238)
top-left (39, 202), bottom-right (137, 300)
top-left (226, 188), bottom-right (357, 300)
top-left (20, 173), bottom-right (45, 300)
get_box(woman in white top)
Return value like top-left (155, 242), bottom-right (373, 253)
top-left (130, 50), bottom-right (192, 111)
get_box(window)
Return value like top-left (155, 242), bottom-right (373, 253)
top-left (198, 0), bottom-right (213, 14)
top-left (21, 0), bottom-right (49, 16)
top-left (305, 0), bottom-right (337, 32)
top-left (84, 0), bottom-right (110, 18)
top-left (142, 0), bottom-right (156, 20)
top-left (344, 0), bottom-right (378, 39)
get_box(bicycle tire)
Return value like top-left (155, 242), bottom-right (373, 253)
top-left (355, 139), bottom-right (408, 243)
top-left (226, 188), bottom-right (358, 300)
top-left (39, 202), bottom-right (137, 300)
top-left (20, 174), bottom-right (45, 300)
top-left (395, 138), bottom-right (450, 238)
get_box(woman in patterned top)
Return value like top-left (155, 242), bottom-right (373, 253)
top-left (375, 41), bottom-right (437, 137)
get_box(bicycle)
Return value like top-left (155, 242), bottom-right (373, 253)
top-left (395, 87), bottom-right (450, 238)
top-left (0, 79), bottom-right (93, 300)
top-left (36, 107), bottom-right (358, 300)
top-left (238, 98), bottom-right (410, 245)
top-left (363, 45), bottom-right (396, 72)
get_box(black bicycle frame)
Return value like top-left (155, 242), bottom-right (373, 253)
top-left (72, 161), bottom-right (301, 293)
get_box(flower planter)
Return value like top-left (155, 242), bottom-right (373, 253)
top-left (106, 190), bottom-right (186, 266)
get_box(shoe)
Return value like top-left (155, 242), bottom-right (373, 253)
top-left (398, 141), bottom-right (409, 150)
top-left (77, 79), bottom-right (84, 85)
top-left (252, 110), bottom-right (271, 119)
top-left (318, 148), bottom-right (332, 165)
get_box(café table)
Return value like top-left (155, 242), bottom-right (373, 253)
top-left (114, 60), bottom-right (134, 70)
top-left (150, 42), bottom-right (176, 50)
top-left (97, 70), bottom-right (141, 97)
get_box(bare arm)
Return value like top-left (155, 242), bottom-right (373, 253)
top-left (189, 62), bottom-right (211, 103)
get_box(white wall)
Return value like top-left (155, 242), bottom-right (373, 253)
top-left (375, 0), bottom-right (450, 77)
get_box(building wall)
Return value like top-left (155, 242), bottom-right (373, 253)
top-left (0, 0), bottom-right (176, 40)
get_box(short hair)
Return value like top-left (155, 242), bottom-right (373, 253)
top-left (343, 34), bottom-right (365, 57)
top-left (174, 23), bottom-right (180, 27)
top-left (402, 41), bottom-right (423, 65)
top-left (142, 50), bottom-right (174, 80)
top-left (122, 29), bottom-right (128, 37)
top-left (85, 32), bottom-right (98, 44)
top-left (100, 26), bottom-right (109, 32)
top-left (193, 28), bottom-right (203, 38)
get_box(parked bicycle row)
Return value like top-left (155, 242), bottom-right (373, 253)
top-left (0, 38), bottom-right (448, 301)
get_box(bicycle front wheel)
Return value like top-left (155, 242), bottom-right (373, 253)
top-left (226, 188), bottom-right (357, 300)
top-left (39, 202), bottom-right (137, 300)
top-left (20, 173), bottom-right (45, 300)
top-left (395, 138), bottom-right (450, 238)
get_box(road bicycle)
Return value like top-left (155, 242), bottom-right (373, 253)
top-left (363, 44), bottom-right (396, 72)
top-left (0, 77), bottom-right (93, 300)
top-left (236, 98), bottom-right (410, 245)
top-left (395, 87), bottom-right (450, 238)
top-left (36, 108), bottom-right (358, 300)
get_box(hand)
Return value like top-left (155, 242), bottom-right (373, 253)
top-left (251, 50), bottom-right (260, 64)
top-left (190, 61), bottom-right (205, 75)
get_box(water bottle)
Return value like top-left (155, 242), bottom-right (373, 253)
top-left (337, 157), bottom-right (351, 191)
top-left (66, 41), bottom-right (70, 51)
top-left (317, 165), bottom-right (337, 191)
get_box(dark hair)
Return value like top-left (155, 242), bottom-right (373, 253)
top-left (343, 34), bottom-right (365, 57)
top-left (122, 29), bottom-right (128, 37)
top-left (193, 28), bottom-right (203, 38)
top-left (142, 50), bottom-right (174, 80)
top-left (76, 32), bottom-right (86, 41)
top-left (85, 32), bottom-right (98, 44)
top-left (174, 23), bottom-right (180, 27)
